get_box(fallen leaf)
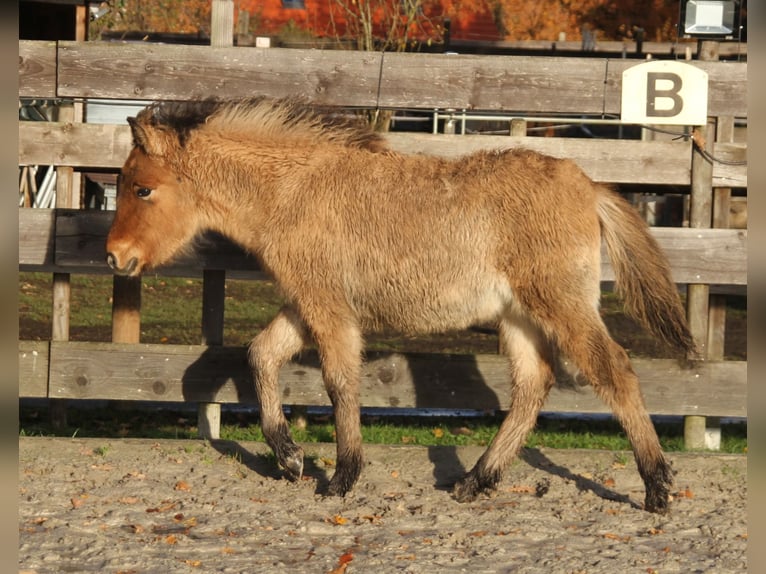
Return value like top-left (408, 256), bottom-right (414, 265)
top-left (400, 436), bottom-right (416, 444)
top-left (181, 559), bottom-right (201, 567)
top-left (390, 470), bottom-right (400, 479)
top-left (648, 527), bottom-right (664, 535)
top-left (320, 457), bottom-right (336, 467)
top-left (146, 501), bottom-right (178, 513)
top-left (432, 428), bottom-right (444, 438)
top-left (506, 484), bottom-right (535, 494)
top-left (326, 515), bottom-right (348, 526)
top-left (221, 547), bottom-right (236, 554)
top-left (450, 426), bottom-right (473, 436)
top-left (71, 495), bottom-right (88, 509)
top-left (603, 477), bottom-right (616, 487)
top-left (165, 535), bottom-right (178, 545)
top-left (338, 552), bottom-right (353, 565)
top-left (603, 532), bottom-right (631, 542)
top-left (174, 481), bottom-right (191, 492)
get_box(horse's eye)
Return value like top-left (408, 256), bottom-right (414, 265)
top-left (136, 187), bottom-right (153, 198)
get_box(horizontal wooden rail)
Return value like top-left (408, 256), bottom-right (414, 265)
top-left (19, 340), bottom-right (746, 418)
top-left (19, 41), bottom-right (748, 118)
top-left (18, 208), bottom-right (748, 286)
top-left (17, 121), bottom-right (747, 188)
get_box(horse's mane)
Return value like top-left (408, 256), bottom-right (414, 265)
top-left (135, 97), bottom-right (387, 152)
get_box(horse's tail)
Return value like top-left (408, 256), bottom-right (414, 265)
top-left (597, 187), bottom-right (697, 357)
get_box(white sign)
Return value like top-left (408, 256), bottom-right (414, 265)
top-left (621, 60), bottom-right (708, 125)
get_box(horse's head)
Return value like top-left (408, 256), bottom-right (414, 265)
top-left (106, 109), bottom-right (202, 276)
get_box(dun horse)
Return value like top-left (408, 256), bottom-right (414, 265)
top-left (106, 97), bottom-right (696, 514)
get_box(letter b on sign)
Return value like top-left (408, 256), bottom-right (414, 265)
top-left (622, 61), bottom-right (708, 125)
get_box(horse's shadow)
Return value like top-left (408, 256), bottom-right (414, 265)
top-left (181, 344), bottom-right (634, 508)
top-left (181, 346), bottom-right (333, 492)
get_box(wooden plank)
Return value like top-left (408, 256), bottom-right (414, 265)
top-left (18, 121), bottom-right (131, 168)
top-left (712, 142), bottom-right (747, 188)
top-left (43, 42), bottom-right (745, 117)
top-left (16, 120), bottom-right (745, 190)
top-left (45, 341), bottom-right (746, 418)
top-left (18, 208), bottom-right (55, 266)
top-left (631, 228), bottom-right (747, 286)
top-left (56, 42), bottom-right (383, 106)
top-left (17, 209), bottom-right (746, 285)
top-left (53, 209), bottom-right (258, 271)
top-left (18, 341), bottom-right (50, 398)
top-left (378, 53), bottom-right (613, 113)
top-left (605, 59), bottom-right (748, 119)
top-left (19, 40), bottom-right (57, 98)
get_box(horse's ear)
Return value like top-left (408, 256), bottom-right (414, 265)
top-left (127, 116), bottom-right (175, 157)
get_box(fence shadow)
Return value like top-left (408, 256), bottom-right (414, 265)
top-left (179, 343), bottom-right (635, 507)
top-left (404, 352), bottom-right (501, 491)
top-left (181, 346), bottom-right (338, 491)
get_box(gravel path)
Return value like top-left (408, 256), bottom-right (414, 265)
top-left (19, 437), bottom-right (746, 573)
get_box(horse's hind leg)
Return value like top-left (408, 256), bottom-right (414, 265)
top-left (249, 306), bottom-right (309, 481)
top-left (536, 302), bottom-right (673, 513)
top-left (454, 310), bottom-right (556, 502)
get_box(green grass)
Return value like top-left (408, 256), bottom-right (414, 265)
top-left (18, 404), bottom-right (748, 454)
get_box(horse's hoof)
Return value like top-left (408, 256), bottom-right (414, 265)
top-left (644, 491), bottom-right (671, 514)
top-left (325, 476), bottom-right (351, 497)
top-left (280, 448), bottom-right (304, 482)
top-left (452, 480), bottom-right (478, 503)
top-left (325, 461), bottom-right (362, 497)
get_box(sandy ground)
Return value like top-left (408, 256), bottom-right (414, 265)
top-left (19, 437), bottom-right (746, 573)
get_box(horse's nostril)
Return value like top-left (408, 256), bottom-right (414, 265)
top-left (106, 253), bottom-right (116, 269)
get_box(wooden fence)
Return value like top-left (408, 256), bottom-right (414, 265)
top-left (18, 40), bottom-right (747, 445)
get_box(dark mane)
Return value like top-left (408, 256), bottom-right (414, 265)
top-left (134, 97), bottom-right (387, 151)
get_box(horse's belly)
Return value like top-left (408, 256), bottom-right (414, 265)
top-left (354, 275), bottom-right (514, 334)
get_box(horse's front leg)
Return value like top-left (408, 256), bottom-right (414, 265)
top-left (248, 306), bottom-right (309, 482)
top-left (312, 320), bottom-right (364, 497)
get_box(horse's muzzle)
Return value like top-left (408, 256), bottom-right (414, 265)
top-left (106, 253), bottom-right (139, 276)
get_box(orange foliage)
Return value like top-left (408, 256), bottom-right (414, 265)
top-left (98, 0), bottom-right (682, 44)
top-left (236, 0), bottom-right (680, 43)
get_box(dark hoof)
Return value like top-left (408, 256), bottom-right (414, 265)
top-left (452, 470), bottom-right (499, 503)
top-left (452, 480), bottom-right (479, 503)
top-left (641, 457), bottom-right (673, 514)
top-left (278, 445), bottom-right (304, 482)
top-left (644, 487), bottom-right (671, 514)
top-left (325, 458), bottom-right (363, 497)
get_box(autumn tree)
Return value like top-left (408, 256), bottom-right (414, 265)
top-left (89, 0), bottom-right (212, 40)
top-left (488, 0), bottom-right (680, 42)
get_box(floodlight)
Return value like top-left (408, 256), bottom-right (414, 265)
top-left (678, 0), bottom-right (742, 39)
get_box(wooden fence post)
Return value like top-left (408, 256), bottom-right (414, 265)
top-left (684, 40), bottom-right (720, 450)
top-left (211, 0), bottom-right (234, 48)
top-left (50, 102), bottom-right (78, 429)
top-left (198, 270), bottom-right (226, 439)
top-left (195, 0), bottom-right (236, 440)
top-left (111, 277), bottom-right (141, 343)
